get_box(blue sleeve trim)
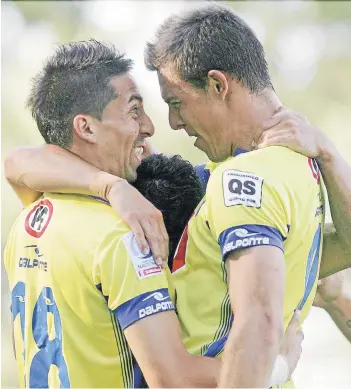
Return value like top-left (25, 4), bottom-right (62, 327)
top-left (113, 288), bottom-right (175, 330)
top-left (218, 224), bottom-right (285, 261)
top-left (194, 164), bottom-right (211, 192)
top-left (297, 223), bottom-right (322, 310)
top-left (204, 335), bottom-right (228, 357)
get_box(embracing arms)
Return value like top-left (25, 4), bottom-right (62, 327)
top-left (4, 143), bottom-right (168, 264)
top-left (259, 109), bottom-right (351, 278)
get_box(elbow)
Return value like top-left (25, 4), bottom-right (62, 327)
top-left (238, 306), bottom-right (284, 352)
top-left (147, 355), bottom-right (201, 388)
top-left (4, 149), bottom-right (20, 183)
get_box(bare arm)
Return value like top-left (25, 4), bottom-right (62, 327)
top-left (218, 246), bottom-right (285, 388)
top-left (4, 144), bottom-right (168, 263)
top-left (313, 272), bottom-right (351, 343)
top-left (124, 310), bottom-right (220, 388)
top-left (4, 145), bottom-right (106, 206)
top-left (319, 223), bottom-right (351, 279)
top-left (258, 108), bottom-right (351, 277)
top-left (126, 305), bottom-right (304, 388)
top-left (317, 143), bottom-right (351, 277)
top-left (324, 293), bottom-right (351, 343)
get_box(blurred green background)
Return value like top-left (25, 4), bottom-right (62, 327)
top-left (2, 1), bottom-right (351, 387)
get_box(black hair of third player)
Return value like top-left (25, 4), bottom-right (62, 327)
top-left (133, 154), bottom-right (204, 269)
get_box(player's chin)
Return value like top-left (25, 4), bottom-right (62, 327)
top-left (195, 139), bottom-right (211, 158)
top-left (130, 153), bottom-right (142, 170)
top-left (204, 148), bottom-right (227, 163)
top-left (125, 163), bottom-right (138, 183)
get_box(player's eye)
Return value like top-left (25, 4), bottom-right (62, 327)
top-left (170, 101), bottom-right (181, 109)
top-left (130, 106), bottom-right (138, 118)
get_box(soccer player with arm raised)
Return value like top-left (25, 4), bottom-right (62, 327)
top-left (142, 5), bottom-right (351, 387)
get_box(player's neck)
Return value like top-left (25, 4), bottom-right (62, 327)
top-left (70, 142), bottom-right (124, 179)
top-left (225, 88), bottom-right (282, 153)
top-left (251, 90), bottom-right (282, 144)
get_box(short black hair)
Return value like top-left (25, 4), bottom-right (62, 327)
top-left (145, 4), bottom-right (272, 92)
top-left (133, 154), bottom-right (204, 268)
top-left (27, 39), bottom-right (133, 148)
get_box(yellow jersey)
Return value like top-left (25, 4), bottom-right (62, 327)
top-left (173, 147), bottom-right (324, 386)
top-left (4, 193), bottom-right (175, 388)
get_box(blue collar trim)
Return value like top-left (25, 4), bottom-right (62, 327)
top-left (233, 148), bottom-right (248, 157)
top-left (89, 195), bottom-right (110, 205)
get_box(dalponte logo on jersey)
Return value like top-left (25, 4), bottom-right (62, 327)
top-left (142, 291), bottom-right (170, 302)
top-left (25, 199), bottom-right (53, 238)
top-left (223, 228), bottom-right (270, 256)
top-left (139, 292), bottom-right (174, 318)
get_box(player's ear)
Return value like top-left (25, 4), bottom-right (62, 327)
top-left (72, 114), bottom-right (98, 144)
top-left (207, 70), bottom-right (229, 101)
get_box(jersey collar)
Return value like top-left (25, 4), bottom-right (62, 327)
top-left (233, 147), bottom-right (248, 157)
top-left (205, 148), bottom-right (249, 173)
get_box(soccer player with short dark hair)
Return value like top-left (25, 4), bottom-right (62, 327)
top-left (144, 5), bottom-right (351, 386)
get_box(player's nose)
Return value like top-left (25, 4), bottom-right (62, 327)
top-left (168, 109), bottom-right (185, 131)
top-left (140, 112), bottom-right (155, 137)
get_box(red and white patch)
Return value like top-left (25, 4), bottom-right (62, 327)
top-left (308, 158), bottom-right (320, 184)
top-left (25, 200), bottom-right (53, 238)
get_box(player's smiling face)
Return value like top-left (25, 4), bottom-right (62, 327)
top-left (88, 74), bottom-right (154, 182)
top-left (158, 65), bottom-right (237, 162)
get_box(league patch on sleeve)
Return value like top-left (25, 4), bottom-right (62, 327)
top-left (122, 231), bottom-right (162, 280)
top-left (222, 170), bottom-right (263, 208)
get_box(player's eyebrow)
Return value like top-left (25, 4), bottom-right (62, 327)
top-left (128, 94), bottom-right (143, 104)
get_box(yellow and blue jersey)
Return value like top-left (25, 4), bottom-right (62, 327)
top-left (174, 147), bottom-right (325, 387)
top-left (4, 193), bottom-right (175, 388)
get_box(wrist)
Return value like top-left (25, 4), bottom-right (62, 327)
top-left (89, 171), bottom-right (125, 200)
top-left (316, 133), bottom-right (338, 165)
top-left (268, 354), bottom-right (290, 387)
top-left (106, 178), bottom-right (130, 202)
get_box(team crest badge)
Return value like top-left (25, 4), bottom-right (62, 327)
top-left (25, 199), bottom-right (53, 238)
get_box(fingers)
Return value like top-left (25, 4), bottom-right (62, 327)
top-left (127, 218), bottom-right (150, 256)
top-left (260, 107), bottom-right (304, 139)
top-left (286, 310), bottom-right (301, 334)
top-left (141, 214), bottom-right (169, 268)
top-left (158, 217), bottom-right (170, 260)
top-left (124, 211), bottom-right (167, 268)
top-left (261, 106), bottom-right (294, 130)
top-left (297, 327), bottom-right (304, 343)
top-left (286, 310), bottom-right (304, 350)
top-left (258, 130), bottom-right (295, 149)
top-left (107, 182), bottom-right (168, 267)
top-left (261, 115), bottom-right (282, 133)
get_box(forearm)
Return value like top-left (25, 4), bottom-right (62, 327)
top-left (324, 294), bottom-right (351, 343)
top-left (218, 320), bottom-right (280, 387)
top-left (171, 354), bottom-right (220, 388)
top-left (318, 143), bottom-right (351, 252)
top-left (4, 145), bottom-right (121, 204)
top-left (320, 225), bottom-right (351, 279)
